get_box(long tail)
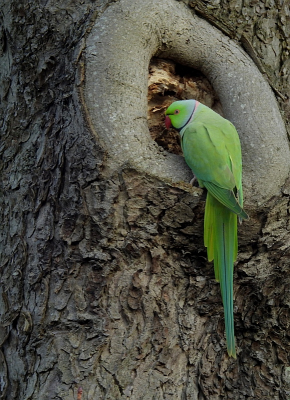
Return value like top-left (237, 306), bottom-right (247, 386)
top-left (204, 192), bottom-right (238, 358)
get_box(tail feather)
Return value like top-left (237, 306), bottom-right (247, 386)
top-left (204, 192), bottom-right (237, 358)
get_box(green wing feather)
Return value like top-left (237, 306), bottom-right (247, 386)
top-left (180, 103), bottom-right (248, 357)
top-left (203, 181), bottom-right (248, 220)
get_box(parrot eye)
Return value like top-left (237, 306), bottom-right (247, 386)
top-left (174, 109), bottom-right (180, 115)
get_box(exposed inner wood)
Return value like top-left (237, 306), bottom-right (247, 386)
top-left (147, 58), bottom-right (222, 155)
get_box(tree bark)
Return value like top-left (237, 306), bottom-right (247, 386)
top-left (1, 0), bottom-right (290, 399)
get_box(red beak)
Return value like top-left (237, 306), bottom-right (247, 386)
top-left (165, 115), bottom-right (172, 129)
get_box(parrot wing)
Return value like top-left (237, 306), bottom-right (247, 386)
top-left (181, 115), bottom-right (248, 219)
top-left (203, 181), bottom-right (248, 219)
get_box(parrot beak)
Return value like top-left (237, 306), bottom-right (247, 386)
top-left (165, 115), bottom-right (172, 129)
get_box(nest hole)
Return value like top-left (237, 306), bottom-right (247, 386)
top-left (147, 58), bottom-right (223, 155)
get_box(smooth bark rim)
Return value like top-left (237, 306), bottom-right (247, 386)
top-left (83, 0), bottom-right (290, 209)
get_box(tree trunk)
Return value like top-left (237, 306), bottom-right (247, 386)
top-left (1, 0), bottom-right (290, 399)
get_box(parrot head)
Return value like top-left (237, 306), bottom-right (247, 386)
top-left (165, 100), bottom-right (197, 131)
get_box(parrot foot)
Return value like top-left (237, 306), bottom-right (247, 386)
top-left (189, 175), bottom-right (197, 186)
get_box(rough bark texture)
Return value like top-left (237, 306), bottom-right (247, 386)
top-left (1, 0), bottom-right (290, 399)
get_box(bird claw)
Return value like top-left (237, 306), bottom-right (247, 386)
top-left (189, 175), bottom-right (197, 186)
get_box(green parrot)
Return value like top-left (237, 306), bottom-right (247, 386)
top-left (165, 100), bottom-right (248, 358)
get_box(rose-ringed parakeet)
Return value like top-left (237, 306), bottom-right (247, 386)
top-left (165, 100), bottom-right (248, 358)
